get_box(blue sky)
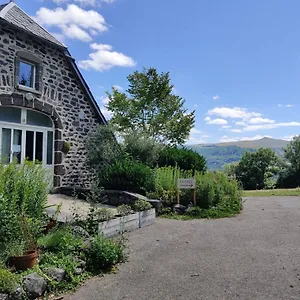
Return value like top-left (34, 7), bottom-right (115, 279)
top-left (16, 0), bottom-right (300, 144)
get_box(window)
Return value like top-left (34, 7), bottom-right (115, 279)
top-left (18, 60), bottom-right (36, 89)
top-left (0, 107), bottom-right (21, 123)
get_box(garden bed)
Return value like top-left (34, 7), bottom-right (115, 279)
top-left (98, 208), bottom-right (156, 238)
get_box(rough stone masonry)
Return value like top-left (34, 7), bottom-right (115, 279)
top-left (0, 23), bottom-right (104, 189)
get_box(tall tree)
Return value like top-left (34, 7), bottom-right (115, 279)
top-left (284, 135), bottom-right (300, 173)
top-left (235, 148), bottom-right (280, 190)
top-left (106, 68), bottom-right (195, 145)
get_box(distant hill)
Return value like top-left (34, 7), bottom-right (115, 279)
top-left (187, 137), bottom-right (289, 170)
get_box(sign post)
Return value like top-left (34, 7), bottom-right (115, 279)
top-left (177, 178), bottom-right (197, 206)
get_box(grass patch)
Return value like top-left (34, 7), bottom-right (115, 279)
top-left (242, 188), bottom-right (300, 197)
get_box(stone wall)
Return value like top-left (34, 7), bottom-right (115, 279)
top-left (0, 24), bottom-right (103, 188)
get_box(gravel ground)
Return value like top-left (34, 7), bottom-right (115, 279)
top-left (66, 197), bottom-right (300, 300)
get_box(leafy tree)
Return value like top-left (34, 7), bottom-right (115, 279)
top-left (277, 135), bottom-right (300, 188)
top-left (86, 125), bottom-right (123, 174)
top-left (284, 135), bottom-right (300, 173)
top-left (235, 148), bottom-right (280, 190)
top-left (223, 162), bottom-right (238, 179)
top-left (122, 130), bottom-right (163, 167)
top-left (157, 147), bottom-right (207, 172)
top-left (106, 68), bottom-right (195, 145)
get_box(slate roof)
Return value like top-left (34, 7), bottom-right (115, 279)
top-left (0, 1), bottom-right (107, 125)
top-left (0, 2), bottom-right (65, 48)
top-left (0, 3), bottom-right (7, 11)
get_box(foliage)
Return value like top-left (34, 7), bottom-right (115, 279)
top-left (157, 147), bottom-right (206, 172)
top-left (122, 130), bottom-right (163, 167)
top-left (0, 160), bottom-right (49, 219)
top-left (86, 125), bottom-right (123, 175)
top-left (149, 166), bottom-right (242, 215)
top-left (235, 148), bottom-right (281, 190)
top-left (117, 204), bottom-right (132, 216)
top-left (276, 168), bottom-right (300, 188)
top-left (86, 234), bottom-right (124, 272)
top-left (99, 158), bottom-right (155, 195)
top-left (0, 268), bottom-right (18, 294)
top-left (107, 67), bottom-right (195, 145)
top-left (223, 162), bottom-right (238, 178)
top-left (133, 200), bottom-right (152, 212)
top-left (38, 228), bottom-right (84, 254)
top-left (284, 136), bottom-right (300, 173)
top-left (39, 252), bottom-right (88, 291)
top-left (278, 136), bottom-right (300, 188)
top-left (71, 206), bottom-right (115, 235)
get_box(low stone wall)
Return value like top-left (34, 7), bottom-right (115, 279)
top-left (98, 208), bottom-right (156, 238)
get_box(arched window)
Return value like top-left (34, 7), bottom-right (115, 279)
top-left (0, 107), bottom-right (54, 167)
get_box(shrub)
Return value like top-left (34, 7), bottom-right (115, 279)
top-left (122, 131), bottom-right (163, 167)
top-left (0, 160), bottom-right (48, 219)
top-left (100, 158), bottom-right (155, 195)
top-left (86, 125), bottom-right (123, 174)
top-left (133, 200), bottom-right (152, 211)
top-left (86, 235), bottom-right (124, 272)
top-left (39, 252), bottom-right (87, 290)
top-left (157, 147), bottom-right (206, 172)
top-left (0, 268), bottom-right (18, 294)
top-left (38, 228), bottom-right (84, 254)
top-left (117, 204), bottom-right (132, 216)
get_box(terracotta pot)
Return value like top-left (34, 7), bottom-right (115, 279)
top-left (12, 250), bottom-right (38, 270)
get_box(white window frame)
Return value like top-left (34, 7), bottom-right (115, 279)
top-left (0, 108), bottom-right (54, 168)
top-left (18, 59), bottom-right (36, 90)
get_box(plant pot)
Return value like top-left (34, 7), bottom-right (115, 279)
top-left (12, 250), bottom-right (38, 270)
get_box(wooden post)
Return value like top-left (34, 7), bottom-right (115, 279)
top-left (193, 189), bottom-right (196, 207)
top-left (177, 189), bottom-right (180, 205)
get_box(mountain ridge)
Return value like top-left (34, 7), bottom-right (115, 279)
top-left (187, 137), bottom-right (289, 170)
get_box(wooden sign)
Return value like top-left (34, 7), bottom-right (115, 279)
top-left (177, 178), bottom-right (196, 189)
top-left (177, 178), bottom-right (197, 206)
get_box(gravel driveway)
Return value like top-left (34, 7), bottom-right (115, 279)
top-left (66, 197), bottom-right (300, 300)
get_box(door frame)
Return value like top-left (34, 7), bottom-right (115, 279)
top-left (0, 121), bottom-right (54, 172)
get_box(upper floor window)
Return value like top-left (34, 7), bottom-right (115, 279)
top-left (18, 60), bottom-right (36, 89)
top-left (15, 51), bottom-right (42, 93)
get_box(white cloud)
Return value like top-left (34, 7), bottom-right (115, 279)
top-left (235, 121), bottom-right (247, 126)
top-left (247, 117), bottom-right (275, 125)
top-left (97, 95), bottom-right (111, 119)
top-left (219, 135), bottom-right (272, 143)
top-left (204, 116), bottom-right (211, 122)
top-left (281, 135), bottom-right (294, 141)
top-left (79, 43), bottom-right (136, 71)
top-left (278, 104), bottom-right (294, 108)
top-left (231, 129), bottom-right (243, 133)
top-left (61, 24), bottom-right (92, 41)
top-left (52, 0), bottom-right (116, 6)
top-left (190, 128), bottom-right (203, 134)
top-left (50, 32), bottom-right (66, 44)
top-left (113, 85), bottom-right (123, 91)
top-left (34, 4), bottom-right (107, 42)
top-left (206, 118), bottom-right (228, 125)
top-left (222, 125), bottom-right (231, 129)
top-left (212, 95), bottom-right (220, 100)
top-left (208, 107), bottom-right (261, 120)
top-left (242, 122), bottom-right (300, 132)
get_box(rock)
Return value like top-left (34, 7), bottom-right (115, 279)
top-left (9, 285), bottom-right (25, 300)
top-left (71, 226), bottom-right (90, 239)
top-left (74, 268), bottom-right (84, 276)
top-left (75, 259), bottom-right (86, 269)
top-left (173, 204), bottom-right (187, 215)
top-left (0, 294), bottom-right (8, 300)
top-left (45, 268), bottom-right (66, 282)
top-left (23, 273), bottom-right (47, 299)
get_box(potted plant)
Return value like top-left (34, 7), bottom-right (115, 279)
top-left (10, 216), bottom-right (41, 270)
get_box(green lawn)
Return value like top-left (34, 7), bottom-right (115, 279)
top-left (242, 188), bottom-right (300, 197)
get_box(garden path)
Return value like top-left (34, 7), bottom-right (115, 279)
top-left (66, 196), bottom-right (300, 300)
top-left (47, 194), bottom-right (117, 222)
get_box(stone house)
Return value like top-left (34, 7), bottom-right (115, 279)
top-left (0, 1), bottom-right (107, 191)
